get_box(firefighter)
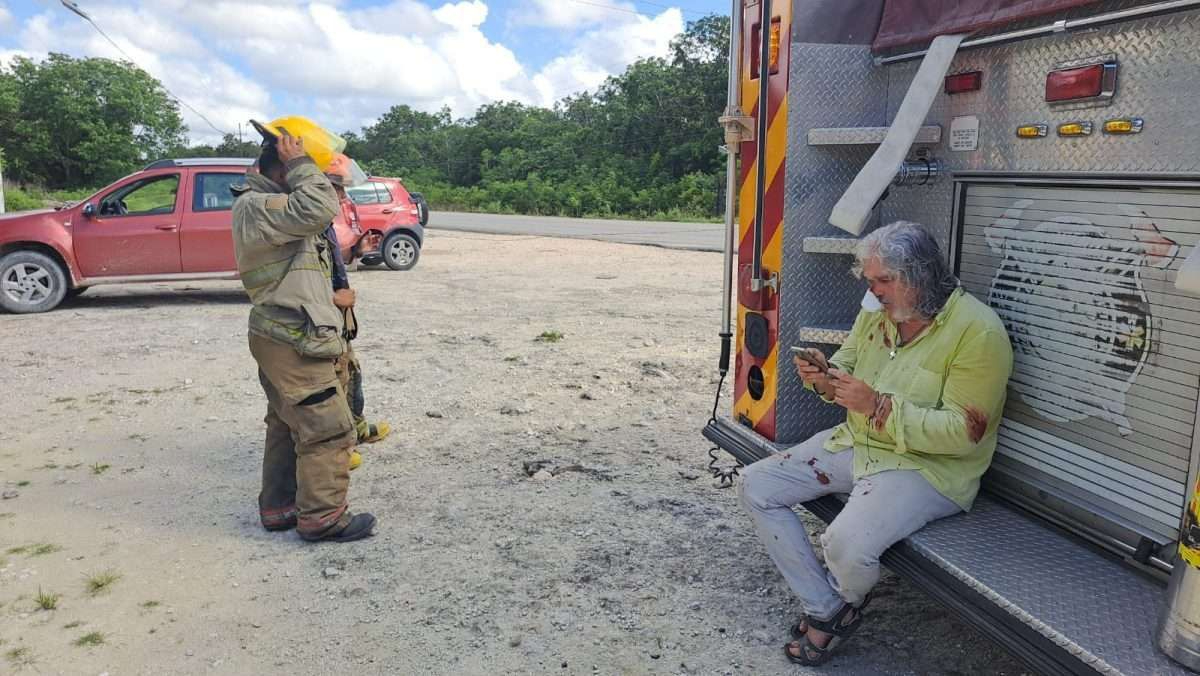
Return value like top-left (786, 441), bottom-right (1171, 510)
top-left (738, 221), bottom-right (1012, 666)
top-left (232, 116), bottom-right (377, 542)
top-left (322, 153), bottom-right (391, 471)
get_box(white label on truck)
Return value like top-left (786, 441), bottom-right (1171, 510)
top-left (950, 115), bottom-right (979, 151)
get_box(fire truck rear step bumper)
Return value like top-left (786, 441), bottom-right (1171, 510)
top-left (703, 416), bottom-right (1192, 676)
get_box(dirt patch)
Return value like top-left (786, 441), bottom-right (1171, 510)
top-left (0, 231), bottom-right (1030, 675)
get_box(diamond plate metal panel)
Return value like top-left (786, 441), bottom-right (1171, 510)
top-left (801, 236), bottom-right (858, 254)
top-left (909, 498), bottom-right (1191, 676)
top-left (794, 327), bottom-right (851, 344)
top-left (876, 5), bottom-right (1200, 250)
top-left (885, 7), bottom-right (1200, 177)
top-left (777, 43), bottom-right (887, 445)
top-left (806, 125), bottom-right (942, 145)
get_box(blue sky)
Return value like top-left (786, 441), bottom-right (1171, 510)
top-left (0, 0), bottom-right (729, 143)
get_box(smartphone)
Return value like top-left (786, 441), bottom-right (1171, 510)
top-left (789, 346), bottom-right (829, 374)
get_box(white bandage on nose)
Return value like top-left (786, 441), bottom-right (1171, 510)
top-left (862, 290), bottom-right (883, 312)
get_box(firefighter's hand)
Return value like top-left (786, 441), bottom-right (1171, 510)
top-left (793, 353), bottom-right (833, 397)
top-left (276, 134), bottom-right (307, 164)
top-left (333, 288), bottom-right (356, 309)
top-left (828, 369), bottom-right (877, 416)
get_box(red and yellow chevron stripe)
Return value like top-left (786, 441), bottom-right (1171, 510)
top-left (732, 0), bottom-right (791, 441)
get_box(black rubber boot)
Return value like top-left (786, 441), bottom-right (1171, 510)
top-left (302, 512), bottom-right (377, 543)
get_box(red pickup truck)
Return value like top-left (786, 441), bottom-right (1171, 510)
top-left (0, 158), bottom-right (426, 313)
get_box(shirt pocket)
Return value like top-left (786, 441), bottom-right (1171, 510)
top-left (905, 367), bottom-right (945, 408)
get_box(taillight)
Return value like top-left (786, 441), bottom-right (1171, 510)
top-left (944, 71), bottom-right (982, 95)
top-left (1045, 58), bottom-right (1117, 103)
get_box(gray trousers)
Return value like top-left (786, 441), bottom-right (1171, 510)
top-left (739, 428), bottom-right (960, 621)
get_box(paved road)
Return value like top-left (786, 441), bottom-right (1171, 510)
top-left (428, 211), bottom-right (726, 252)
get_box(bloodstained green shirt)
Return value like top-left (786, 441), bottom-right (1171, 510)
top-left (817, 288), bottom-right (1013, 510)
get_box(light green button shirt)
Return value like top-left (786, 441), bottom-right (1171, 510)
top-left (816, 288), bottom-right (1013, 510)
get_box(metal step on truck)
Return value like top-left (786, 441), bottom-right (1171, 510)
top-left (703, 1), bottom-right (1200, 673)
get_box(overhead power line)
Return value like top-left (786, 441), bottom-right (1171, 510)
top-left (59, 0), bottom-right (230, 138)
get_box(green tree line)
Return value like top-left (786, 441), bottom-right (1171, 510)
top-left (1, 15), bottom-right (729, 221)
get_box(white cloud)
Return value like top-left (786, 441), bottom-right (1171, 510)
top-left (531, 8), bottom-right (683, 106)
top-left (0, 2), bottom-right (12, 33)
top-left (0, 1), bottom-right (685, 144)
top-left (514, 0), bottom-right (640, 29)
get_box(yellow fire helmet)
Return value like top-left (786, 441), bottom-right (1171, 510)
top-left (324, 153), bottom-right (370, 188)
top-left (250, 116), bottom-right (347, 172)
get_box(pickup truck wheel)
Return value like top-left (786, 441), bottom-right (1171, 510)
top-left (0, 250), bottom-right (68, 314)
top-left (382, 232), bottom-right (420, 271)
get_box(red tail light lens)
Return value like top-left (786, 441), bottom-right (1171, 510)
top-left (944, 71), bottom-right (982, 94)
top-left (1045, 64), bottom-right (1106, 102)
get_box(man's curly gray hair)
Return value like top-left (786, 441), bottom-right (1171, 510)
top-left (852, 221), bottom-right (960, 319)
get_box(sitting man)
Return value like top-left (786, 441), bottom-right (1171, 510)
top-left (738, 221), bottom-right (1013, 666)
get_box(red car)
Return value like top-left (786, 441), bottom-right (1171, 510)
top-left (345, 176), bottom-right (427, 271)
top-left (0, 158), bottom-right (426, 314)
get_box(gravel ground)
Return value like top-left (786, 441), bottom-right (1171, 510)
top-left (0, 231), bottom-right (1031, 675)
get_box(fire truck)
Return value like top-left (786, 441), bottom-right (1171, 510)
top-left (703, 1), bottom-right (1200, 673)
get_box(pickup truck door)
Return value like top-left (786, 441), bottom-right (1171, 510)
top-left (73, 172), bottom-right (183, 277)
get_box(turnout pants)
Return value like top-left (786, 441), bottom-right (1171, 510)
top-left (341, 343), bottom-right (367, 439)
top-left (250, 333), bottom-right (356, 538)
top-left (739, 428), bottom-right (960, 621)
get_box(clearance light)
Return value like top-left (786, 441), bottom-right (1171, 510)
top-left (769, 18), bottom-right (781, 72)
top-left (1016, 124), bottom-right (1048, 139)
top-left (1104, 117), bottom-right (1144, 134)
top-left (1058, 121), bottom-right (1094, 137)
top-left (750, 17), bottom-right (783, 79)
top-left (1045, 58), bottom-right (1117, 103)
top-left (944, 71), bottom-right (983, 95)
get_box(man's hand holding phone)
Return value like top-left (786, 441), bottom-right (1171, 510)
top-left (791, 347), bottom-right (834, 397)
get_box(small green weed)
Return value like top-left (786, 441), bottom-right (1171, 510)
top-left (73, 632), bottom-right (104, 647)
top-left (63, 620), bottom-right (83, 629)
top-left (34, 588), bottom-right (59, 610)
top-left (140, 600), bottom-right (160, 608)
top-left (5, 646), bottom-right (33, 665)
top-left (91, 463), bottom-right (111, 475)
top-left (30, 543), bottom-right (60, 557)
top-left (535, 330), bottom-right (564, 343)
top-left (84, 570), bottom-right (120, 596)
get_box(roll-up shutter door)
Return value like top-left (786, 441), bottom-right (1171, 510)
top-left (958, 181), bottom-right (1198, 544)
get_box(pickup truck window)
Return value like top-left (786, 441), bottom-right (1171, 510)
top-left (99, 174), bottom-right (180, 217)
top-left (193, 172), bottom-right (243, 212)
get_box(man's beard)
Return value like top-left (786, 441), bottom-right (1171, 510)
top-left (888, 303), bottom-right (918, 323)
